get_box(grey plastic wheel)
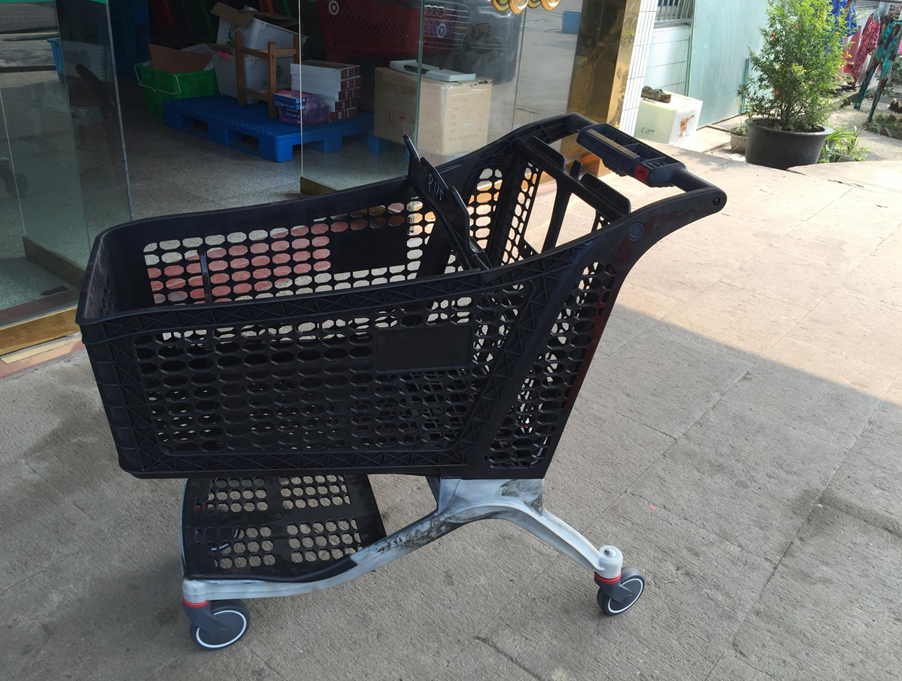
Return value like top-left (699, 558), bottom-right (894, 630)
top-left (190, 600), bottom-right (251, 650)
top-left (598, 567), bottom-right (645, 616)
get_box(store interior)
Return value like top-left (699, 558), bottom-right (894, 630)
top-left (113, 0), bottom-right (583, 218)
top-left (0, 0), bottom-right (583, 336)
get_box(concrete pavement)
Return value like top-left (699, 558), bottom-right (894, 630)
top-left (2, 151), bottom-right (902, 680)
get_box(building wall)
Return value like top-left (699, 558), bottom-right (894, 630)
top-left (688, 0), bottom-right (768, 126)
top-left (620, 0), bottom-right (658, 134)
top-left (644, 23), bottom-right (692, 95)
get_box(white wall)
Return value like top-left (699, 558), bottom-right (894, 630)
top-left (688, 0), bottom-right (769, 126)
top-left (644, 24), bottom-right (692, 95)
top-left (620, 0), bottom-right (659, 135)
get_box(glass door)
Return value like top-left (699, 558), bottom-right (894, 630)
top-left (294, 0), bottom-right (601, 191)
top-left (297, 0), bottom-right (412, 192)
top-left (0, 0), bottom-right (130, 354)
top-left (113, 0), bottom-right (305, 218)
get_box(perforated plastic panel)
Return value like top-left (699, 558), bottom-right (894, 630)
top-left (500, 163), bottom-right (541, 264)
top-left (132, 280), bottom-right (528, 471)
top-left (182, 474), bottom-right (386, 580)
top-left (144, 200), bottom-right (439, 306)
top-left (467, 167), bottom-right (504, 250)
top-left (488, 261), bottom-right (615, 468)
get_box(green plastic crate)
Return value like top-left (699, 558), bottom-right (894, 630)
top-left (136, 62), bottom-right (218, 115)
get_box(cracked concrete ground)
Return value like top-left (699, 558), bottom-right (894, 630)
top-left (2, 152), bottom-right (902, 681)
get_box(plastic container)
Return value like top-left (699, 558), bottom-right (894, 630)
top-left (634, 92), bottom-right (703, 148)
top-left (216, 12), bottom-right (299, 50)
top-left (212, 49), bottom-right (293, 103)
top-left (562, 11), bottom-right (580, 34)
top-left (47, 37), bottom-right (64, 80)
top-left (136, 60), bottom-right (218, 115)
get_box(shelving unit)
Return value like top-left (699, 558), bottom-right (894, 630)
top-left (234, 29), bottom-right (301, 119)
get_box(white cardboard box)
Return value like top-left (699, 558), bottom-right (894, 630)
top-left (634, 92), bottom-right (703, 148)
top-left (374, 67), bottom-right (492, 156)
top-left (292, 75), bottom-right (362, 93)
top-left (292, 60), bottom-right (360, 81)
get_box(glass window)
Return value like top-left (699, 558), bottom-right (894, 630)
top-left (0, 0), bottom-right (128, 341)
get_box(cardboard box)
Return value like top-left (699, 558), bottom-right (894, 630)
top-left (277, 105), bottom-right (355, 125)
top-left (278, 107), bottom-right (301, 125)
top-left (292, 75), bottom-right (362, 92)
top-left (374, 67), bottom-right (492, 157)
top-left (274, 90), bottom-right (358, 112)
top-left (295, 60), bottom-right (360, 81)
top-left (331, 98), bottom-right (358, 112)
top-left (149, 45), bottom-right (212, 74)
top-left (329, 108), bottom-right (357, 121)
top-left (290, 85), bottom-right (360, 101)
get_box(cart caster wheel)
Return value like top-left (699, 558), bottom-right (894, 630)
top-left (597, 567), bottom-right (645, 616)
top-left (508, 0), bottom-right (529, 14)
top-left (190, 600), bottom-right (251, 650)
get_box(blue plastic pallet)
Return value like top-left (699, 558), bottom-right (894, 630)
top-left (163, 96), bottom-right (384, 163)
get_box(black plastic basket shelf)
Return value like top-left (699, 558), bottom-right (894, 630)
top-left (182, 474), bottom-right (385, 581)
top-left (77, 115), bottom-right (725, 480)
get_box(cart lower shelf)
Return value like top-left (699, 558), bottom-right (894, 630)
top-left (182, 474), bottom-right (387, 582)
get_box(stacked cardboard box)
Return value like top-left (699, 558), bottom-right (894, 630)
top-left (289, 61), bottom-right (361, 121)
top-left (374, 67), bottom-right (492, 156)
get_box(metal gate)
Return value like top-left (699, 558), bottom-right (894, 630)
top-left (656, 0), bottom-right (694, 25)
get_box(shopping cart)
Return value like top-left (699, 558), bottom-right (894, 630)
top-left (77, 115), bottom-right (726, 650)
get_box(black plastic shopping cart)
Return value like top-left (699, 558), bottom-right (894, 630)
top-left (77, 115), bottom-right (725, 650)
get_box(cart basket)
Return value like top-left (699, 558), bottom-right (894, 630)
top-left (76, 114), bottom-right (725, 479)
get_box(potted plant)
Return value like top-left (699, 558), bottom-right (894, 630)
top-left (730, 122), bottom-right (749, 154)
top-left (738, 0), bottom-right (846, 169)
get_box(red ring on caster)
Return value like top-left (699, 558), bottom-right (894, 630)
top-left (595, 573), bottom-right (621, 584)
top-left (182, 598), bottom-right (211, 608)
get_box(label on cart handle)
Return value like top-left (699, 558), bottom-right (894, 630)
top-left (426, 173), bottom-right (445, 202)
top-left (405, 136), bottom-right (490, 271)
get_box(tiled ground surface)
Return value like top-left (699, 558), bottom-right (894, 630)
top-left (2, 152), bottom-right (901, 681)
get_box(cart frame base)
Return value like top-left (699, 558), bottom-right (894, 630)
top-left (182, 477), bottom-right (624, 603)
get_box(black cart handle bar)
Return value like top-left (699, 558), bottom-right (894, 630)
top-left (570, 117), bottom-right (711, 192)
top-left (404, 119), bottom-right (715, 272)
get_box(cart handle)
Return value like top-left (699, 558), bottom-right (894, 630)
top-left (569, 117), bottom-right (712, 192)
top-left (512, 137), bottom-right (632, 221)
top-left (404, 136), bottom-right (491, 272)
